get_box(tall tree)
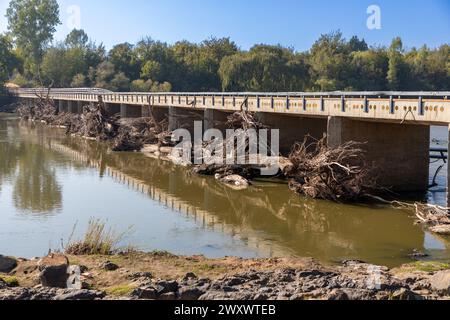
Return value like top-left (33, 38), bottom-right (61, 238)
top-left (0, 34), bottom-right (19, 87)
top-left (387, 37), bottom-right (407, 90)
top-left (6, 0), bottom-right (60, 80)
top-left (65, 29), bottom-right (89, 48)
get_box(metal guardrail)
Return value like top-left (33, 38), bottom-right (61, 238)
top-left (8, 88), bottom-right (450, 98)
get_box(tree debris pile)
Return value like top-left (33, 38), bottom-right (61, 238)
top-left (66, 104), bottom-right (120, 140)
top-left (283, 136), bottom-right (378, 201)
top-left (112, 117), bottom-right (171, 151)
top-left (16, 98), bottom-right (173, 152)
top-left (192, 110), bottom-right (270, 189)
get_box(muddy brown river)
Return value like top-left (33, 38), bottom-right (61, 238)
top-left (1, 113), bottom-right (449, 267)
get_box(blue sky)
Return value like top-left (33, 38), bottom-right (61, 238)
top-left (0, 0), bottom-right (449, 50)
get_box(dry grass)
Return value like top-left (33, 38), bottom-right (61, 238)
top-left (65, 218), bottom-right (133, 255)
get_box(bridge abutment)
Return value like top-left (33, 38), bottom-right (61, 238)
top-left (327, 117), bottom-right (430, 192)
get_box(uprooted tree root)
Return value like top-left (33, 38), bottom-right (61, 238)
top-left (192, 109), bottom-right (270, 189)
top-left (283, 136), bottom-right (378, 202)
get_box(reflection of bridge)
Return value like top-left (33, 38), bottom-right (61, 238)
top-left (46, 139), bottom-right (291, 258)
top-left (11, 88), bottom-right (450, 201)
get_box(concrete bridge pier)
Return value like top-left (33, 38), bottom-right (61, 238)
top-left (77, 101), bottom-right (83, 113)
top-left (120, 104), bottom-right (142, 118)
top-left (327, 117), bottom-right (430, 192)
top-left (203, 109), bottom-right (232, 133)
top-left (57, 100), bottom-right (66, 113)
top-left (168, 107), bottom-right (204, 135)
top-left (104, 103), bottom-right (120, 117)
top-left (257, 113), bottom-right (328, 155)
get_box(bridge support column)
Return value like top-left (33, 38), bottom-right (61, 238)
top-left (257, 113), bottom-right (328, 155)
top-left (58, 100), bottom-right (65, 113)
top-left (77, 101), bottom-right (83, 113)
top-left (104, 103), bottom-right (120, 117)
top-left (120, 104), bottom-right (142, 118)
top-left (327, 117), bottom-right (430, 192)
top-left (142, 105), bottom-right (169, 121)
top-left (67, 101), bottom-right (76, 113)
top-left (204, 109), bottom-right (231, 133)
top-left (169, 107), bottom-right (203, 135)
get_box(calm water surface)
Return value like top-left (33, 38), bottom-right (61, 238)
top-left (1, 113), bottom-right (449, 267)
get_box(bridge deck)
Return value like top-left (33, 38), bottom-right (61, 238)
top-left (9, 88), bottom-right (450, 125)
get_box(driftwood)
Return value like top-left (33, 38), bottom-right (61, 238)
top-left (283, 135), bottom-right (377, 201)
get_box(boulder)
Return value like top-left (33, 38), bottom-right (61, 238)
top-left (53, 289), bottom-right (105, 300)
top-left (178, 287), bottom-right (204, 300)
top-left (155, 280), bottom-right (179, 294)
top-left (37, 253), bottom-right (69, 288)
top-left (100, 261), bottom-right (119, 271)
top-left (0, 255), bottom-right (17, 273)
top-left (131, 286), bottom-right (157, 300)
top-left (430, 270), bottom-right (450, 295)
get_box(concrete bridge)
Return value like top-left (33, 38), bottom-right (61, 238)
top-left (8, 87), bottom-right (450, 201)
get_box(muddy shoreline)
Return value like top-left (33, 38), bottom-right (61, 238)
top-left (1, 252), bottom-right (450, 300)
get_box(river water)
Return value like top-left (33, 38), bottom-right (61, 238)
top-left (0, 113), bottom-right (449, 267)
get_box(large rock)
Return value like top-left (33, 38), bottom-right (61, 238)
top-left (430, 270), bottom-right (450, 295)
top-left (0, 255), bottom-right (17, 273)
top-left (37, 253), bottom-right (69, 288)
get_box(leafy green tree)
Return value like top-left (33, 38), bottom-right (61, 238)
top-left (350, 49), bottom-right (389, 90)
top-left (110, 72), bottom-right (130, 91)
top-left (0, 34), bottom-right (19, 86)
top-left (6, 0), bottom-right (61, 80)
top-left (308, 31), bottom-right (351, 90)
top-left (71, 73), bottom-right (86, 87)
top-left (65, 29), bottom-right (89, 48)
top-left (387, 37), bottom-right (408, 90)
top-left (109, 43), bottom-right (140, 80)
top-left (219, 45), bottom-right (308, 92)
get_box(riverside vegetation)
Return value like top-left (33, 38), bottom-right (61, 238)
top-left (1, 219), bottom-right (450, 301)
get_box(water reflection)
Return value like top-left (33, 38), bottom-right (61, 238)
top-left (0, 117), bottom-right (62, 215)
top-left (1, 115), bottom-right (449, 266)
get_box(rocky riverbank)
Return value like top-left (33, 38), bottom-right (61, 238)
top-left (1, 252), bottom-right (450, 300)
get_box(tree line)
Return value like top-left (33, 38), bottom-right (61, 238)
top-left (1, 0), bottom-right (449, 93)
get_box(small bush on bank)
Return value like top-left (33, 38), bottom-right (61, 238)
top-left (65, 218), bottom-right (133, 256)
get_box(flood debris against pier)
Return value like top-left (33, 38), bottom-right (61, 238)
top-left (284, 136), bottom-right (377, 201)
